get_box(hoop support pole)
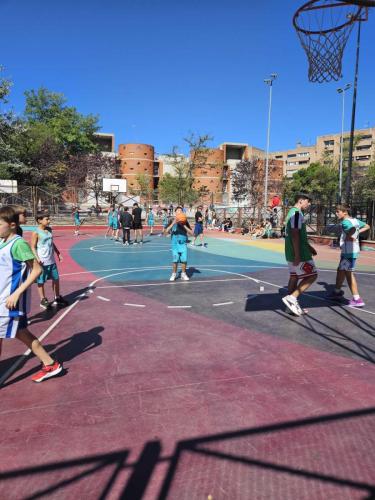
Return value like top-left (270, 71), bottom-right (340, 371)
top-left (345, 19), bottom-right (362, 204)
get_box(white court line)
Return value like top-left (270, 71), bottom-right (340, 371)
top-left (97, 296), bottom-right (111, 302)
top-left (61, 264), bottom-right (286, 277)
top-left (124, 303), bottom-right (146, 308)
top-left (0, 297), bottom-right (83, 387)
top-left (96, 278), bottom-right (249, 289)
top-left (212, 301), bottom-right (234, 307)
top-left (88, 264), bottom-right (375, 317)
top-left (167, 305), bottom-right (192, 309)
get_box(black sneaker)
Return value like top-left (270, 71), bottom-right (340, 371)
top-left (52, 296), bottom-right (69, 307)
top-left (40, 298), bottom-right (51, 310)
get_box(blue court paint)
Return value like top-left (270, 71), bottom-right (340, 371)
top-left (71, 236), bottom-right (286, 283)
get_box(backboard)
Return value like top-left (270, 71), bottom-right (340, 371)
top-left (102, 178), bottom-right (127, 193)
top-left (0, 180), bottom-right (18, 194)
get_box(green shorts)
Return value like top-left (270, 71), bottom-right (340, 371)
top-left (37, 263), bottom-right (59, 284)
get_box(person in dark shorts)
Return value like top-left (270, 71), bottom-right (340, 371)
top-left (132, 203), bottom-right (143, 245)
top-left (119, 206), bottom-right (133, 245)
top-left (192, 205), bottom-right (205, 247)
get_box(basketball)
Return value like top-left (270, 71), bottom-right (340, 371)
top-left (176, 212), bottom-right (187, 224)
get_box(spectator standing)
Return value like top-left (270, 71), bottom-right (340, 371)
top-left (132, 203), bottom-right (143, 245)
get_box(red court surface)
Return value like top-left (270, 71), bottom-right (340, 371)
top-left (0, 228), bottom-right (374, 499)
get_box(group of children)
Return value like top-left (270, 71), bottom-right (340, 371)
top-left (282, 193), bottom-right (370, 317)
top-left (0, 206), bottom-right (66, 383)
top-left (0, 196), bottom-right (371, 385)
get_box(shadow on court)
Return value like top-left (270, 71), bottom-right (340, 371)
top-left (244, 287), bottom-right (375, 364)
top-left (1, 326), bottom-right (103, 388)
top-left (0, 407), bottom-right (374, 499)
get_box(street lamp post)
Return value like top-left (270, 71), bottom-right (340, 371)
top-left (337, 83), bottom-right (351, 203)
top-left (264, 73), bottom-right (277, 213)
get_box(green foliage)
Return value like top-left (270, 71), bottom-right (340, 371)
top-left (158, 173), bottom-right (199, 205)
top-left (130, 173), bottom-right (154, 204)
top-left (0, 68), bottom-right (26, 171)
top-left (24, 87), bottom-right (99, 155)
top-left (159, 146), bottom-right (200, 204)
top-left (354, 161), bottom-right (375, 202)
top-left (283, 162), bottom-right (339, 205)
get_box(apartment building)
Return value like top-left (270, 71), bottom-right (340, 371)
top-left (271, 126), bottom-right (375, 178)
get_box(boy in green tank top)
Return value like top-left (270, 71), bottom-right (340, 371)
top-left (282, 193), bottom-right (318, 316)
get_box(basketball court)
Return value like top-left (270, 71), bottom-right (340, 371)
top-left (0, 228), bottom-right (374, 499)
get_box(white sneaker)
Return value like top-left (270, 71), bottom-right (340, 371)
top-left (169, 273), bottom-right (177, 281)
top-left (282, 295), bottom-right (302, 316)
top-left (180, 272), bottom-right (190, 281)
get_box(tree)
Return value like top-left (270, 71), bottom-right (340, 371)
top-left (24, 87), bottom-right (99, 156)
top-left (283, 162), bottom-right (339, 204)
top-left (183, 132), bottom-right (216, 187)
top-left (354, 161), bottom-right (375, 202)
top-left (231, 158), bottom-right (280, 215)
top-left (132, 173), bottom-right (153, 206)
top-left (0, 67), bottom-right (26, 175)
top-left (68, 152), bottom-right (117, 207)
top-left (159, 146), bottom-right (200, 205)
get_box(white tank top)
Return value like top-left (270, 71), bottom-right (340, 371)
top-left (340, 217), bottom-right (360, 256)
top-left (0, 236), bottom-right (30, 317)
top-left (36, 228), bottom-right (55, 265)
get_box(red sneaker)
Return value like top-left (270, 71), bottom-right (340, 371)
top-left (32, 361), bottom-right (62, 383)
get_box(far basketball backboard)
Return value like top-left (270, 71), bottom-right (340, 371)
top-left (102, 178), bottom-right (127, 193)
top-left (0, 179), bottom-right (18, 194)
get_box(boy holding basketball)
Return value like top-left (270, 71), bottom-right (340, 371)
top-left (164, 207), bottom-right (193, 281)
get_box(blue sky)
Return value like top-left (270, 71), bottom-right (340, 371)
top-left (1, 0), bottom-right (374, 154)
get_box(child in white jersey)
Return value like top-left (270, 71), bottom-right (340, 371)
top-left (31, 213), bottom-right (68, 309)
top-left (327, 205), bottom-right (370, 307)
top-left (0, 206), bottom-right (62, 382)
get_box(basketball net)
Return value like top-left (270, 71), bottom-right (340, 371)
top-left (293, 1), bottom-right (367, 83)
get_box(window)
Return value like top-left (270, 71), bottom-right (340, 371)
top-left (297, 152), bottom-right (309, 157)
top-left (287, 153), bottom-right (296, 158)
top-left (299, 160), bottom-right (309, 165)
top-left (361, 134), bottom-right (372, 140)
top-left (275, 155), bottom-right (283, 159)
top-left (356, 145), bottom-right (371, 150)
top-left (356, 155), bottom-right (370, 161)
top-left (324, 140), bottom-right (334, 146)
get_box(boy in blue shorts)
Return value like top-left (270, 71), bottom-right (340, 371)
top-left (147, 208), bottom-right (155, 235)
top-left (112, 205), bottom-right (120, 241)
top-left (160, 208), bottom-right (169, 237)
top-left (192, 205), bottom-right (206, 247)
top-left (0, 206), bottom-right (62, 382)
top-left (327, 205), bottom-right (370, 307)
top-left (72, 207), bottom-right (80, 236)
top-left (105, 206), bottom-right (114, 239)
top-left (31, 213), bottom-right (68, 309)
top-left (164, 207), bottom-right (193, 281)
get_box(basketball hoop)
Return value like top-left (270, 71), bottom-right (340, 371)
top-left (293, 1), bottom-right (373, 83)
